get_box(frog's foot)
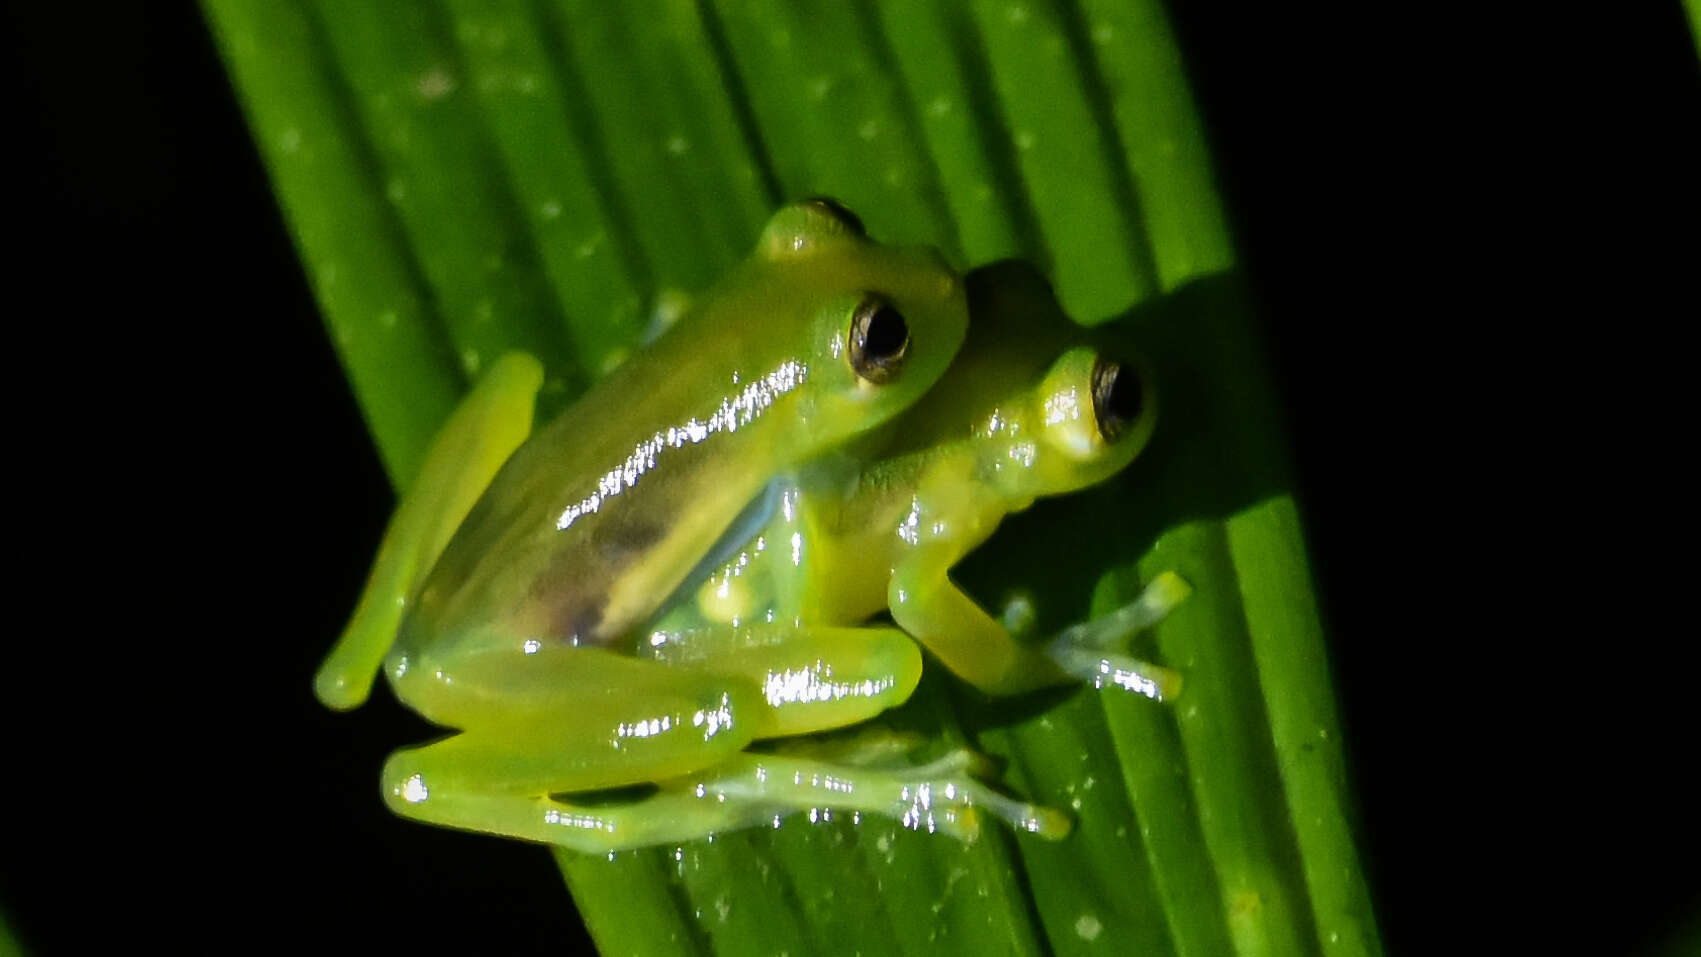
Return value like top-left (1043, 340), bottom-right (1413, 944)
top-left (670, 749), bottom-right (1070, 843)
top-left (1044, 571), bottom-right (1190, 701)
top-left (771, 730), bottom-right (1000, 781)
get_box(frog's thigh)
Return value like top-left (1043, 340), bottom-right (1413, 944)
top-left (316, 353), bottom-right (545, 710)
top-left (380, 668), bottom-right (768, 849)
top-left (647, 624), bottom-right (923, 737)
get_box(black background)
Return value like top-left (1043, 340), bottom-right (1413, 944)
top-left (7, 2), bottom-right (1699, 954)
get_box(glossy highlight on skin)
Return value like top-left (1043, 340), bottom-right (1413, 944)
top-left (761, 664), bottom-right (899, 708)
top-left (556, 360), bottom-right (807, 531)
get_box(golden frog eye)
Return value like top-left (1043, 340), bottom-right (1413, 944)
top-left (848, 295), bottom-right (910, 384)
top-left (1091, 356), bottom-right (1144, 442)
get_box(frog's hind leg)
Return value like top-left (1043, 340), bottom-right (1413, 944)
top-left (1044, 571), bottom-right (1190, 701)
top-left (377, 659), bottom-right (772, 849)
top-left (479, 745), bottom-right (1071, 853)
top-left (315, 353), bottom-right (544, 711)
top-left (377, 631), bottom-right (1060, 852)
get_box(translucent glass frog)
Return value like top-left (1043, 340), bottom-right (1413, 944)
top-left (317, 206), bottom-right (1180, 852)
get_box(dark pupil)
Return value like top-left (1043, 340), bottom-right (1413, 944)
top-left (1105, 366), bottom-right (1142, 422)
top-left (860, 306), bottom-right (908, 359)
top-left (1094, 360), bottom-right (1143, 438)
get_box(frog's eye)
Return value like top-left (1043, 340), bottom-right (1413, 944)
top-left (802, 196), bottom-right (867, 237)
top-left (1091, 356), bottom-right (1145, 442)
top-left (849, 295), bottom-right (910, 384)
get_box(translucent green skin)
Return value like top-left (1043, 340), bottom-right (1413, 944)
top-left (620, 261), bottom-right (1182, 847)
top-left (314, 203), bottom-right (972, 849)
top-left (654, 259), bottom-right (1172, 705)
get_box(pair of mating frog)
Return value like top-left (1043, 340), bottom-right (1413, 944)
top-left (317, 200), bottom-right (1189, 851)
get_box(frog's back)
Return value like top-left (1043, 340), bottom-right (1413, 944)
top-left (393, 228), bottom-right (968, 665)
top-left (398, 291), bottom-right (805, 661)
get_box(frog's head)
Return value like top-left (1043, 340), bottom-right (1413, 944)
top-left (875, 259), bottom-right (1158, 495)
top-left (1023, 346), bottom-right (1157, 495)
top-left (754, 199), bottom-right (969, 447)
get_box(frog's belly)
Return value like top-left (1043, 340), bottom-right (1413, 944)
top-left (393, 541), bottom-right (649, 666)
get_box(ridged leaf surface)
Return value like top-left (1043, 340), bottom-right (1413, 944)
top-left (203, 2), bottom-right (1381, 954)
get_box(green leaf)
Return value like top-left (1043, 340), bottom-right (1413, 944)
top-left (204, 1), bottom-right (1380, 954)
top-left (0, 906), bottom-right (22, 957)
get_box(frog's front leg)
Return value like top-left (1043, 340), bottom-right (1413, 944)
top-left (379, 645), bottom-right (771, 848)
top-left (885, 542), bottom-right (1070, 695)
top-left (889, 545), bottom-right (1185, 699)
top-left (316, 353), bottom-right (544, 710)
